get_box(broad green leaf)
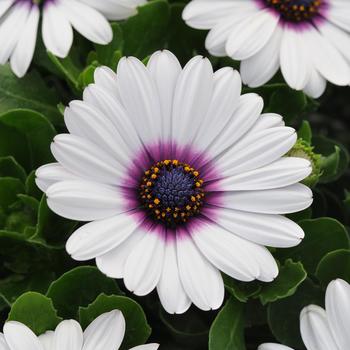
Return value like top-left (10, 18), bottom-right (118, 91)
top-left (0, 156), bottom-right (26, 182)
top-left (46, 266), bottom-right (122, 319)
top-left (276, 217), bottom-right (350, 274)
top-left (297, 121), bottom-right (312, 144)
top-left (0, 65), bottom-right (62, 124)
top-left (267, 278), bottom-right (324, 349)
top-left (79, 293), bottom-right (151, 350)
top-left (259, 260), bottom-right (307, 305)
top-left (0, 109), bottom-right (56, 171)
top-left (0, 178), bottom-right (25, 210)
top-left (7, 292), bottom-right (61, 335)
top-left (223, 275), bottom-right (261, 303)
top-left (209, 297), bottom-right (246, 350)
top-left (316, 249), bottom-right (350, 286)
top-left (121, 0), bottom-right (170, 58)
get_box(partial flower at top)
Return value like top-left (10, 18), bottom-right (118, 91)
top-left (259, 278), bottom-right (350, 350)
top-left (0, 0), bottom-right (146, 77)
top-left (35, 50), bottom-right (313, 314)
top-left (182, 0), bottom-right (350, 98)
top-left (0, 309), bottom-right (159, 350)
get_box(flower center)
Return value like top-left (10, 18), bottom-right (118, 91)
top-left (264, 0), bottom-right (323, 22)
top-left (139, 160), bottom-right (205, 228)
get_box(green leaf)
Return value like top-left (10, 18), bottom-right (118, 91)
top-left (223, 275), bottom-right (261, 303)
top-left (209, 297), bottom-right (246, 350)
top-left (0, 178), bottom-right (25, 210)
top-left (0, 156), bottom-right (26, 182)
top-left (0, 65), bottom-right (62, 125)
top-left (267, 278), bottom-right (324, 349)
top-left (7, 292), bottom-right (62, 335)
top-left (297, 121), bottom-right (312, 144)
top-left (46, 266), bottom-right (122, 319)
top-left (316, 249), bottom-right (350, 286)
top-left (259, 260), bottom-right (307, 305)
top-left (79, 293), bottom-right (151, 350)
top-left (121, 0), bottom-right (170, 58)
top-left (276, 217), bottom-right (350, 274)
top-left (0, 109), bottom-right (56, 171)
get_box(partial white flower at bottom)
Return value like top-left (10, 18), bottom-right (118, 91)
top-left (182, 0), bottom-right (350, 98)
top-left (1, 310), bottom-right (158, 350)
top-left (36, 50), bottom-right (313, 314)
top-left (259, 278), bottom-right (350, 350)
top-left (0, 0), bottom-right (146, 77)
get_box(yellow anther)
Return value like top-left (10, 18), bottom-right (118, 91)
top-left (154, 198), bottom-right (160, 205)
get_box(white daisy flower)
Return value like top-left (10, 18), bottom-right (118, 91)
top-left (259, 278), bottom-right (350, 350)
top-left (1, 310), bottom-right (159, 350)
top-left (0, 0), bottom-right (146, 77)
top-left (35, 50), bottom-right (313, 313)
top-left (182, 0), bottom-right (350, 98)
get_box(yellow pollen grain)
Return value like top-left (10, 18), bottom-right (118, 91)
top-left (154, 198), bottom-right (160, 205)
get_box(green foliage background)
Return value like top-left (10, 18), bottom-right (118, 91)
top-left (0, 1), bottom-right (350, 349)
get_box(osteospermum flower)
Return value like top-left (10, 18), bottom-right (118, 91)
top-left (182, 0), bottom-right (350, 98)
top-left (35, 50), bottom-right (313, 313)
top-left (1, 310), bottom-right (159, 350)
top-left (0, 0), bottom-right (146, 77)
top-left (259, 278), bottom-right (350, 350)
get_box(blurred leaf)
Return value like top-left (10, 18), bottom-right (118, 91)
top-left (209, 297), bottom-right (246, 350)
top-left (79, 293), bottom-right (151, 350)
top-left (316, 249), bottom-right (350, 286)
top-left (0, 65), bottom-right (62, 124)
top-left (297, 121), bottom-right (312, 144)
top-left (0, 156), bottom-right (26, 182)
top-left (276, 217), bottom-right (350, 274)
top-left (223, 275), bottom-right (261, 303)
top-left (46, 266), bottom-right (122, 319)
top-left (121, 0), bottom-right (170, 58)
top-left (259, 260), bottom-right (307, 305)
top-left (0, 109), bottom-right (56, 171)
top-left (0, 178), bottom-right (25, 210)
top-left (267, 278), bottom-right (323, 349)
top-left (7, 292), bottom-right (61, 335)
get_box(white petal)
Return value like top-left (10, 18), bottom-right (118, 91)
top-left (129, 345), bottom-right (159, 350)
top-left (4, 321), bottom-right (43, 350)
top-left (147, 50), bottom-right (182, 141)
top-left (303, 68), bottom-right (327, 99)
top-left (258, 344), bottom-right (294, 350)
top-left (93, 66), bottom-right (119, 99)
top-left (214, 183), bottom-right (313, 214)
top-left (205, 207), bottom-right (304, 248)
top-left (124, 231), bottom-right (165, 296)
top-left (46, 180), bottom-right (126, 221)
top-left (172, 56), bottom-right (213, 145)
top-left (157, 240), bottom-right (191, 314)
top-left (0, 2), bottom-right (30, 65)
top-left (117, 56), bottom-right (163, 143)
top-left (35, 163), bottom-right (79, 193)
top-left (217, 157), bottom-right (312, 191)
top-left (177, 234), bottom-right (224, 311)
top-left (42, 1), bottom-right (73, 58)
top-left (194, 67), bottom-right (242, 151)
top-left (249, 113), bottom-right (285, 133)
top-left (10, 4), bottom-right (39, 77)
top-left (325, 279), bottom-right (350, 349)
top-left (191, 220), bottom-right (260, 281)
top-left (53, 320), bottom-right (83, 350)
top-left (300, 305), bottom-right (338, 350)
top-left (83, 310), bottom-right (125, 350)
top-left (51, 134), bottom-right (126, 185)
top-left (208, 93), bottom-right (263, 158)
top-left (0, 0), bottom-right (14, 18)
top-left (66, 213), bottom-right (139, 261)
top-left (280, 26), bottom-right (311, 90)
top-left (59, 0), bottom-right (112, 45)
top-left (241, 26), bottom-right (282, 87)
top-left (0, 333), bottom-right (10, 350)
top-left (215, 126), bottom-right (297, 177)
top-left (38, 331), bottom-right (54, 350)
top-left (226, 9), bottom-right (279, 60)
top-left (303, 25), bottom-right (350, 86)
top-left (96, 229), bottom-right (146, 279)
top-left (327, 1), bottom-right (350, 32)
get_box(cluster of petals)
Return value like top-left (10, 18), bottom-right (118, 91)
top-left (183, 0), bottom-right (350, 97)
top-left (0, 310), bottom-right (158, 350)
top-left (36, 49), bottom-right (313, 313)
top-left (260, 278), bottom-right (350, 350)
top-left (0, 0), bottom-right (146, 77)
